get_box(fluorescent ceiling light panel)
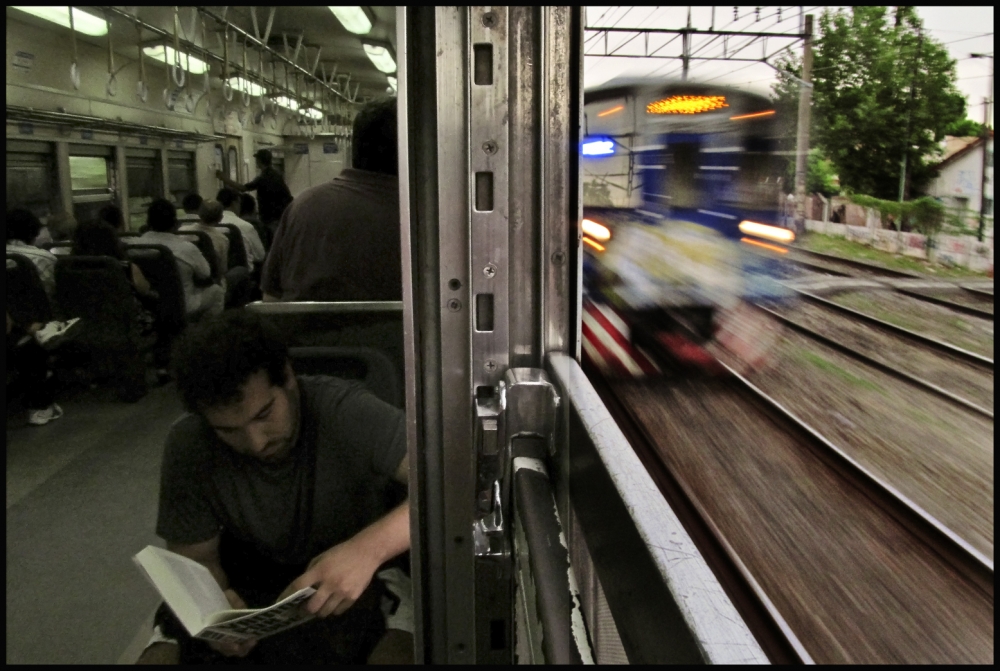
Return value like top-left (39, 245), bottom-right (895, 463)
top-left (363, 43), bottom-right (396, 74)
top-left (13, 6), bottom-right (108, 36)
top-left (329, 6), bottom-right (373, 35)
top-left (302, 108), bottom-right (323, 120)
top-left (143, 45), bottom-right (209, 75)
top-left (273, 96), bottom-right (300, 111)
top-left (228, 77), bottom-right (267, 97)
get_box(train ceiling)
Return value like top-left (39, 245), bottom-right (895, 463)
top-left (6, 6), bottom-right (398, 105)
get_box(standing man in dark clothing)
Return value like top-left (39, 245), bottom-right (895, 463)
top-left (216, 150), bottom-right (293, 247)
top-left (261, 99), bottom-right (400, 302)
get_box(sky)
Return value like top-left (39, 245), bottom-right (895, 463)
top-left (584, 6), bottom-right (994, 124)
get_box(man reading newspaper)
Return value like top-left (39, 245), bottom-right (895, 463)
top-left (137, 312), bottom-right (412, 664)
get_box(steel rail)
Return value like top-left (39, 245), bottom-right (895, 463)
top-left (788, 247), bottom-right (923, 278)
top-left (796, 289), bottom-right (995, 369)
top-left (895, 288), bottom-right (994, 321)
top-left (757, 304), bottom-right (993, 419)
top-left (961, 286), bottom-right (994, 301)
top-left (723, 364), bottom-right (994, 597)
top-left (789, 258), bottom-right (852, 277)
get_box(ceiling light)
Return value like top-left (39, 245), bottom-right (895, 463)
top-left (12, 6), bottom-right (108, 36)
top-left (273, 96), bottom-right (300, 111)
top-left (329, 6), bottom-right (374, 35)
top-left (363, 43), bottom-right (396, 74)
top-left (143, 45), bottom-right (209, 75)
top-left (228, 77), bottom-right (267, 98)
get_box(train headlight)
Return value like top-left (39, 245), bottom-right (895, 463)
top-left (582, 219), bottom-right (612, 241)
top-left (738, 220), bottom-right (795, 244)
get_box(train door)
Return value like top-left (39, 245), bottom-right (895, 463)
top-left (68, 144), bottom-right (116, 227)
top-left (167, 150), bottom-right (197, 206)
top-left (124, 148), bottom-right (164, 231)
top-left (6, 140), bottom-right (60, 221)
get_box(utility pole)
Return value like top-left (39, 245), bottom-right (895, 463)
top-left (682, 7), bottom-right (691, 81)
top-left (793, 14), bottom-right (813, 235)
top-left (971, 52), bottom-right (994, 242)
top-left (898, 27), bottom-right (923, 202)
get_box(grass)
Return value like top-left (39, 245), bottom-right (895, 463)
top-left (796, 232), bottom-right (992, 279)
top-left (833, 294), bottom-right (923, 332)
top-left (796, 348), bottom-right (886, 394)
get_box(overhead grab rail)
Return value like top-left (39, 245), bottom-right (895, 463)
top-left (105, 10), bottom-right (118, 97)
top-left (96, 6), bottom-right (361, 108)
top-left (69, 6), bottom-right (81, 90)
top-left (6, 104), bottom-right (225, 142)
top-left (171, 6), bottom-right (186, 88)
top-left (136, 22), bottom-right (149, 102)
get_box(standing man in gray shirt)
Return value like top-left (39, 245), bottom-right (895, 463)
top-left (261, 99), bottom-right (401, 302)
top-left (136, 312), bottom-right (412, 664)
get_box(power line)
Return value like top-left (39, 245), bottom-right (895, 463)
top-left (943, 33), bottom-right (994, 46)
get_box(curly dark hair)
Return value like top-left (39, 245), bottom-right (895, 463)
top-left (352, 98), bottom-right (397, 175)
top-left (171, 311), bottom-right (289, 412)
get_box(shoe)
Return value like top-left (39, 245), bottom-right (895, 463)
top-left (28, 403), bottom-right (64, 426)
top-left (34, 318), bottom-right (82, 350)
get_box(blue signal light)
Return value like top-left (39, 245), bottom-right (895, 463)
top-left (582, 137), bottom-right (615, 156)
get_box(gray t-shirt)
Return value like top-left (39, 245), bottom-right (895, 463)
top-left (156, 375), bottom-right (406, 568)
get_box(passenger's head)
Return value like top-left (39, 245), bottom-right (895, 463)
top-left (198, 200), bottom-right (224, 226)
top-left (172, 311), bottom-right (299, 462)
top-left (253, 149), bottom-right (273, 171)
top-left (182, 193), bottom-right (203, 214)
top-left (216, 188), bottom-right (240, 212)
top-left (239, 193), bottom-right (257, 217)
top-left (351, 98), bottom-right (397, 175)
top-left (5, 208), bottom-right (43, 244)
top-left (73, 222), bottom-right (123, 259)
top-left (147, 198), bottom-right (179, 232)
top-left (47, 212), bottom-right (79, 242)
top-left (97, 204), bottom-right (126, 232)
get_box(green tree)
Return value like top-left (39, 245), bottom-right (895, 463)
top-left (783, 148), bottom-right (841, 197)
top-left (772, 7), bottom-right (967, 200)
top-left (943, 118), bottom-right (986, 137)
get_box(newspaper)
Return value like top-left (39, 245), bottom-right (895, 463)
top-left (134, 545), bottom-right (316, 644)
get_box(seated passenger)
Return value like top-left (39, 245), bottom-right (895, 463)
top-left (238, 192), bottom-right (269, 249)
top-left (7, 311), bottom-right (66, 426)
top-left (35, 211), bottom-right (78, 255)
top-left (261, 99), bottom-right (401, 302)
top-left (97, 203), bottom-right (127, 233)
top-left (6, 208), bottom-right (58, 302)
top-left (178, 193), bottom-right (204, 226)
top-left (72, 222), bottom-right (158, 338)
top-left (136, 312), bottom-right (413, 664)
top-left (179, 200), bottom-right (229, 284)
top-left (132, 199), bottom-right (224, 321)
top-left (216, 188), bottom-right (266, 269)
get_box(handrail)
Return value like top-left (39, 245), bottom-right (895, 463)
top-left (546, 352), bottom-right (772, 664)
top-left (244, 301), bottom-right (403, 314)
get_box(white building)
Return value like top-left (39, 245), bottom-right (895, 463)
top-left (926, 132), bottom-right (994, 232)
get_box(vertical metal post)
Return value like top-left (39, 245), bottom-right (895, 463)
top-left (979, 93), bottom-right (991, 242)
top-left (898, 28), bottom-right (923, 203)
top-left (793, 14), bottom-right (813, 234)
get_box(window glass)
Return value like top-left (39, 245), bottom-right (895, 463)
top-left (69, 156), bottom-right (109, 191)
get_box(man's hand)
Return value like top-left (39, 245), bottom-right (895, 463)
top-left (279, 538), bottom-right (381, 618)
top-left (206, 589), bottom-right (258, 658)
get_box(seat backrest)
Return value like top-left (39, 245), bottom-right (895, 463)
top-left (54, 256), bottom-right (140, 344)
top-left (288, 346), bottom-right (402, 408)
top-left (214, 223), bottom-right (248, 269)
top-left (6, 252), bottom-right (54, 325)
top-left (176, 229), bottom-right (220, 280)
top-left (124, 244), bottom-right (187, 333)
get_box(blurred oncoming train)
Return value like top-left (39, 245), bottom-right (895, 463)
top-left (579, 80), bottom-right (795, 378)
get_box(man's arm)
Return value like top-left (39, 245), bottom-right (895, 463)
top-left (215, 170), bottom-right (247, 193)
top-left (280, 500), bottom-right (411, 618)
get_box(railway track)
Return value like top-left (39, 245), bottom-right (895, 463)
top-left (794, 289), bottom-right (994, 369)
top-left (758, 304), bottom-right (992, 419)
top-left (788, 249), bottom-right (994, 319)
top-left (600, 370), bottom-right (994, 664)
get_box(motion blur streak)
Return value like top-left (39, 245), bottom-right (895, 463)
top-left (739, 220), bottom-right (795, 243)
top-left (730, 110), bottom-right (776, 121)
top-left (741, 237), bottom-right (789, 254)
top-left (582, 236), bottom-right (606, 252)
top-left (597, 105), bottom-right (624, 117)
